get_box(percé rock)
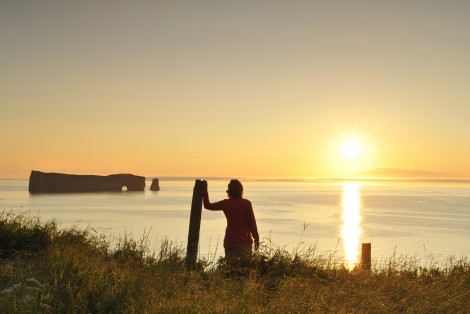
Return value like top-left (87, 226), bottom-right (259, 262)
top-left (29, 170), bottom-right (146, 193)
top-left (150, 178), bottom-right (160, 191)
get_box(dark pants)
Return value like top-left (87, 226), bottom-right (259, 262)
top-left (224, 243), bottom-right (252, 265)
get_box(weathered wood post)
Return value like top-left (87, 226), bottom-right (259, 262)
top-left (361, 242), bottom-right (371, 270)
top-left (185, 179), bottom-right (207, 269)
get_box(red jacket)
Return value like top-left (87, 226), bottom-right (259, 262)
top-left (203, 193), bottom-right (259, 246)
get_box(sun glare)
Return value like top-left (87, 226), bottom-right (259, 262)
top-left (341, 183), bottom-right (362, 270)
top-left (342, 140), bottom-right (362, 160)
top-left (326, 132), bottom-right (373, 177)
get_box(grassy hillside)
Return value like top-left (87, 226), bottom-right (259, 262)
top-left (1, 210), bottom-right (469, 313)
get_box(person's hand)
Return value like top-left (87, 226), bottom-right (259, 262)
top-left (200, 180), bottom-right (208, 196)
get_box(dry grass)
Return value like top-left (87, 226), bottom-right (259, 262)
top-left (1, 210), bottom-right (469, 313)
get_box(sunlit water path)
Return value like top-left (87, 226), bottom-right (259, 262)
top-left (341, 183), bottom-right (362, 269)
top-left (1, 179), bottom-right (469, 266)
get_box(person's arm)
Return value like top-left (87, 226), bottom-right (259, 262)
top-left (246, 201), bottom-right (260, 249)
top-left (202, 192), bottom-right (225, 211)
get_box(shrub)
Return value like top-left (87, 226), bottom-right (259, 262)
top-left (0, 210), bottom-right (56, 258)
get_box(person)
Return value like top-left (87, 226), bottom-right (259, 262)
top-left (202, 179), bottom-right (259, 264)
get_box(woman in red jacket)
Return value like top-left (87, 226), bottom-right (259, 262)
top-left (203, 179), bottom-right (259, 263)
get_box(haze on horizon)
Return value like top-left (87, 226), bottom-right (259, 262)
top-left (1, 1), bottom-right (469, 179)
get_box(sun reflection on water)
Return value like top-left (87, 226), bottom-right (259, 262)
top-left (341, 183), bottom-right (362, 270)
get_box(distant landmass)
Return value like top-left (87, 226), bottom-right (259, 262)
top-left (362, 167), bottom-right (456, 178)
top-left (28, 170), bottom-right (146, 193)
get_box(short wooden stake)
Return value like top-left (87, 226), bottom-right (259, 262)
top-left (185, 179), bottom-right (207, 269)
top-left (361, 243), bottom-right (371, 270)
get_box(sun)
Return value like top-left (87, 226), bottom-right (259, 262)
top-left (342, 140), bottom-right (362, 160)
top-left (326, 133), bottom-right (372, 176)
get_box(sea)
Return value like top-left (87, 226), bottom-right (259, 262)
top-left (1, 178), bottom-right (469, 267)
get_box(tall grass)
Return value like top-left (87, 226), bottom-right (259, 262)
top-left (0, 210), bottom-right (469, 313)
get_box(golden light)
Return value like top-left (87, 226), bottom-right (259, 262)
top-left (324, 132), bottom-right (374, 178)
top-left (342, 140), bottom-right (362, 160)
top-left (341, 183), bottom-right (362, 270)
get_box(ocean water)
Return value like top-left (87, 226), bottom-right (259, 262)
top-left (1, 179), bottom-right (469, 266)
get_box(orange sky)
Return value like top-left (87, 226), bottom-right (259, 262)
top-left (1, 1), bottom-right (469, 179)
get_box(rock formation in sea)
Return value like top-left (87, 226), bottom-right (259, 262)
top-left (150, 178), bottom-right (160, 191)
top-left (28, 170), bottom-right (146, 193)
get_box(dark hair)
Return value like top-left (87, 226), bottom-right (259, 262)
top-left (226, 179), bottom-right (243, 198)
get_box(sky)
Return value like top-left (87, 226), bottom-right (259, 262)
top-left (1, 0), bottom-right (469, 179)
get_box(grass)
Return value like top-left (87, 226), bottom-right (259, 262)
top-left (0, 210), bottom-right (469, 313)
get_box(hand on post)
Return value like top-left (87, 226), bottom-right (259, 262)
top-left (200, 180), bottom-right (208, 197)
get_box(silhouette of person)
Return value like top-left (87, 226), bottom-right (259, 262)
top-left (202, 179), bottom-right (259, 264)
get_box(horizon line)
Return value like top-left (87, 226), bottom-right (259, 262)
top-left (3, 174), bottom-right (470, 185)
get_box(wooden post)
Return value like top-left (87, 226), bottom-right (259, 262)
top-left (185, 179), bottom-right (207, 269)
top-left (361, 243), bottom-right (371, 270)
